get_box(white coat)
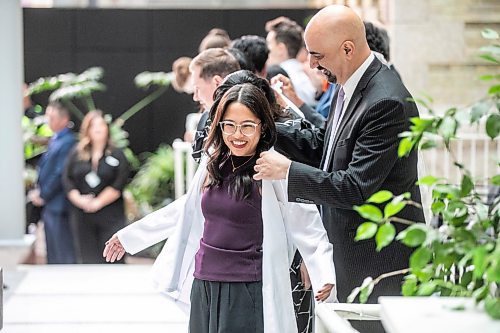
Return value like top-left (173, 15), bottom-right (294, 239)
top-left (118, 155), bottom-right (336, 332)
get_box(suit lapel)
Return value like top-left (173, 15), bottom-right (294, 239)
top-left (330, 58), bottom-right (383, 152)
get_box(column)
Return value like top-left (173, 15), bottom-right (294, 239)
top-left (0, 0), bottom-right (26, 242)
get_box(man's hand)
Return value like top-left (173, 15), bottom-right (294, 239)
top-left (271, 74), bottom-right (304, 108)
top-left (253, 150), bottom-right (291, 181)
top-left (28, 189), bottom-right (45, 207)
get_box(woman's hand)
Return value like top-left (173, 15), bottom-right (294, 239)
top-left (68, 190), bottom-right (94, 210)
top-left (83, 197), bottom-right (103, 213)
top-left (103, 234), bottom-right (125, 262)
top-left (300, 261), bottom-right (312, 290)
top-left (315, 283), bottom-right (335, 302)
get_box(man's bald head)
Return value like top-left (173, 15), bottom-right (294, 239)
top-left (304, 5), bottom-right (371, 85)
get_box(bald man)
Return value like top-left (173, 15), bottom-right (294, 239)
top-left (254, 4), bottom-right (424, 322)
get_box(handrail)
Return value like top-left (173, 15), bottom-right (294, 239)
top-left (172, 139), bottom-right (197, 199)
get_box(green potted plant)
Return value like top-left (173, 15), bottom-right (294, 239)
top-left (26, 67), bottom-right (173, 169)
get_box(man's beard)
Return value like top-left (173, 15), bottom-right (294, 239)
top-left (318, 65), bottom-right (337, 83)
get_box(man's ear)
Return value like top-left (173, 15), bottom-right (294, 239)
top-left (343, 41), bottom-right (355, 59)
top-left (213, 75), bottom-right (223, 87)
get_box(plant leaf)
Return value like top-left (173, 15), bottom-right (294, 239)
top-left (359, 279), bottom-right (374, 303)
top-left (355, 222), bottom-right (378, 241)
top-left (384, 201), bottom-right (406, 218)
top-left (431, 200), bottom-right (445, 214)
top-left (410, 246), bottom-right (432, 270)
top-left (353, 204), bottom-right (383, 222)
top-left (460, 174), bottom-right (474, 197)
top-left (479, 74), bottom-right (500, 81)
top-left (439, 116), bottom-right (457, 142)
top-left (402, 276), bottom-right (418, 296)
top-left (479, 54), bottom-right (500, 64)
top-left (492, 175), bottom-right (500, 186)
top-left (488, 84), bottom-right (500, 95)
top-left (486, 114), bottom-right (500, 139)
top-left (416, 281), bottom-right (437, 296)
top-left (472, 284), bottom-right (489, 302)
top-left (398, 137), bottom-right (414, 157)
top-left (481, 28), bottom-right (499, 39)
top-left (397, 225), bottom-right (427, 247)
top-left (375, 223), bottom-right (396, 251)
top-left (484, 296), bottom-right (500, 320)
top-left (417, 175), bottom-right (439, 186)
top-left (486, 254), bottom-right (500, 282)
top-left (472, 246), bottom-right (488, 279)
top-left (367, 190), bottom-right (393, 204)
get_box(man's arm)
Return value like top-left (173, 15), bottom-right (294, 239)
top-left (275, 121), bottom-right (325, 168)
top-left (257, 99), bottom-right (408, 209)
top-left (288, 99), bottom-right (407, 209)
top-left (39, 140), bottom-right (74, 203)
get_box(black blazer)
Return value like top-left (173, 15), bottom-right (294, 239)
top-left (276, 57), bottom-right (425, 303)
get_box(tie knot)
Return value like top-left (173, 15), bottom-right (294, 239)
top-left (338, 86), bottom-right (345, 100)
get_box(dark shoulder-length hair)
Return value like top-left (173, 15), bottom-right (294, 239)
top-left (204, 83), bottom-right (277, 199)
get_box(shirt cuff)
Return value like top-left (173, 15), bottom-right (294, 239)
top-left (283, 161), bottom-right (292, 202)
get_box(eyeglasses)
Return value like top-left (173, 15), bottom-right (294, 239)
top-left (219, 120), bottom-right (261, 136)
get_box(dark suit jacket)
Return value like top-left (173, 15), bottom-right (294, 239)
top-left (37, 128), bottom-right (76, 214)
top-left (276, 57), bottom-right (425, 303)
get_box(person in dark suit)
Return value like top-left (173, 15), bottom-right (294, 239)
top-left (254, 5), bottom-right (425, 330)
top-left (29, 101), bottom-right (76, 264)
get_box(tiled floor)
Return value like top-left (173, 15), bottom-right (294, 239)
top-left (2, 264), bottom-right (188, 332)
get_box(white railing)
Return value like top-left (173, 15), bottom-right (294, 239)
top-left (421, 134), bottom-right (499, 194)
top-left (172, 139), bottom-right (197, 199)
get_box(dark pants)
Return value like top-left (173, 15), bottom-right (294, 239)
top-left (42, 209), bottom-right (75, 264)
top-left (71, 211), bottom-right (125, 264)
top-left (189, 278), bottom-right (264, 333)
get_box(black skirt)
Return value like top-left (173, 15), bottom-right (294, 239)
top-left (189, 278), bottom-right (264, 333)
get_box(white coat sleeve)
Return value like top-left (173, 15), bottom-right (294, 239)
top-left (277, 181), bottom-right (337, 302)
top-left (117, 194), bottom-right (186, 255)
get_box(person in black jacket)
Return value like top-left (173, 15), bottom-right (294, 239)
top-left (63, 110), bottom-right (129, 264)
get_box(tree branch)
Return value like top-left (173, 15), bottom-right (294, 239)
top-left (388, 217), bottom-right (416, 226)
top-left (373, 268), bottom-right (410, 285)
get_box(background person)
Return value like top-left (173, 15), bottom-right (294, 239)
top-left (63, 110), bottom-right (130, 264)
top-left (28, 101), bottom-right (76, 264)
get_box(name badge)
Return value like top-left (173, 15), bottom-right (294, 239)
top-left (105, 155), bottom-right (120, 167)
top-left (85, 171), bottom-right (101, 188)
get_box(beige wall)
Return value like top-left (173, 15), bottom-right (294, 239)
top-left (388, 0), bottom-right (499, 110)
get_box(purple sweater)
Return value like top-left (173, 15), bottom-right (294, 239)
top-left (194, 158), bottom-right (263, 282)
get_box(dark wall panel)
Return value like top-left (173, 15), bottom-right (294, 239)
top-left (76, 10), bottom-right (151, 51)
top-left (24, 8), bottom-right (313, 154)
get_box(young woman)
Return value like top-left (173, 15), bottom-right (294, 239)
top-left (104, 83), bottom-right (336, 332)
top-left (63, 110), bottom-right (129, 263)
